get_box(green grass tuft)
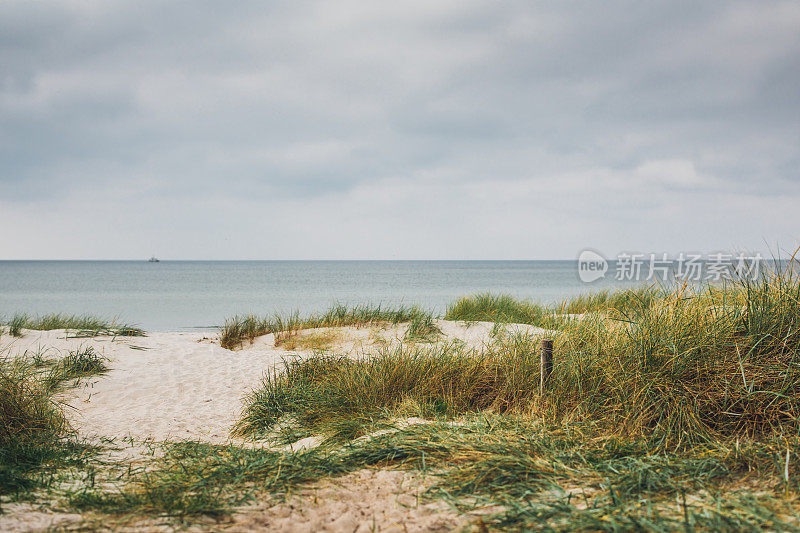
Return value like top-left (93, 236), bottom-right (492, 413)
top-left (558, 285), bottom-right (663, 314)
top-left (0, 359), bottom-right (68, 494)
top-left (404, 311), bottom-right (442, 342)
top-left (238, 266), bottom-right (800, 448)
top-left (444, 287), bottom-right (664, 327)
top-left (445, 293), bottom-right (551, 325)
top-left (2, 313), bottom-right (144, 338)
top-left (220, 303), bottom-right (427, 349)
top-left (43, 346), bottom-right (109, 392)
top-left (234, 337), bottom-right (543, 440)
top-left (8, 314), bottom-right (27, 337)
top-left (0, 345), bottom-right (110, 496)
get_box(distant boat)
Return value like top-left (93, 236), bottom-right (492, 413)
top-left (148, 256), bottom-right (160, 263)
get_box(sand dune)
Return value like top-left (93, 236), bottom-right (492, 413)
top-left (0, 320), bottom-right (550, 532)
top-left (3, 320), bottom-right (549, 444)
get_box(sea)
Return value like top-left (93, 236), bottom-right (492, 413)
top-left (0, 260), bottom-right (661, 331)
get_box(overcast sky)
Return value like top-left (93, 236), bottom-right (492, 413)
top-left (1, 1), bottom-right (799, 259)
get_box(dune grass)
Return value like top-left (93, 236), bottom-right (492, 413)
top-left (222, 287), bottom-right (664, 351)
top-left (404, 311), bottom-right (442, 342)
top-left (238, 266), bottom-right (800, 449)
top-left (234, 338), bottom-right (540, 440)
top-left (2, 313), bottom-right (144, 338)
top-left (0, 363), bottom-right (66, 448)
top-left (444, 286), bottom-right (664, 327)
top-left (402, 421), bottom-right (800, 531)
top-left (545, 274), bottom-right (800, 446)
top-left (0, 346), bottom-right (108, 497)
top-left (67, 419), bottom-right (800, 530)
top-left (43, 346), bottom-right (109, 392)
top-left (444, 293), bottom-right (553, 325)
top-left (0, 358), bottom-right (68, 494)
top-left (220, 303), bottom-right (429, 349)
top-left (218, 263), bottom-right (800, 527)
top-left (557, 285), bottom-right (663, 314)
top-left (7, 314), bottom-right (27, 337)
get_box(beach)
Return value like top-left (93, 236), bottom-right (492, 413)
top-left (0, 320), bottom-right (547, 531)
top-left (3, 1), bottom-right (796, 529)
top-left (3, 281), bottom-right (800, 531)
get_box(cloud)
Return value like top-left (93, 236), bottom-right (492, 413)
top-left (1, 0), bottom-right (799, 258)
top-left (633, 159), bottom-right (717, 189)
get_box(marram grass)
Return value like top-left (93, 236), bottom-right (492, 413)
top-left (0, 346), bottom-right (109, 494)
top-left (233, 338), bottom-right (542, 440)
top-left (43, 346), bottom-right (109, 392)
top-left (2, 313), bottom-right (144, 338)
top-left (220, 286), bottom-right (668, 349)
top-left (237, 266), bottom-right (800, 448)
top-left (69, 419), bottom-right (800, 530)
top-left (404, 311), bottom-right (442, 342)
top-left (0, 357), bottom-right (67, 493)
top-left (443, 286), bottom-right (664, 325)
top-left (0, 363), bottom-right (65, 450)
top-left (220, 303), bottom-right (432, 349)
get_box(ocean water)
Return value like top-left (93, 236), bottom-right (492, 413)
top-left (0, 261), bottom-right (647, 331)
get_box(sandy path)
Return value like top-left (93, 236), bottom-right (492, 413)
top-left (228, 469), bottom-right (469, 532)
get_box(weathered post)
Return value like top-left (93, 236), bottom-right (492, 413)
top-left (540, 339), bottom-right (553, 392)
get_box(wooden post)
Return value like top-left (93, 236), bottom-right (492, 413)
top-left (540, 339), bottom-right (553, 392)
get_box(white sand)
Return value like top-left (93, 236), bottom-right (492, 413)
top-left (0, 320), bottom-right (550, 531)
top-left (228, 469), bottom-right (469, 532)
top-left (2, 329), bottom-right (280, 444)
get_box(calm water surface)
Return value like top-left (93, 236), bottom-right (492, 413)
top-left (0, 261), bottom-right (645, 330)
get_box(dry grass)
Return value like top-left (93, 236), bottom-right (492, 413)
top-left (277, 329), bottom-right (342, 352)
top-left (233, 336), bottom-right (541, 440)
top-left (220, 304), bottom-right (428, 349)
top-left (238, 265), bottom-right (800, 449)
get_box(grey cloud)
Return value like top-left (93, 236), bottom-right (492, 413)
top-left (0, 0), bottom-right (798, 257)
